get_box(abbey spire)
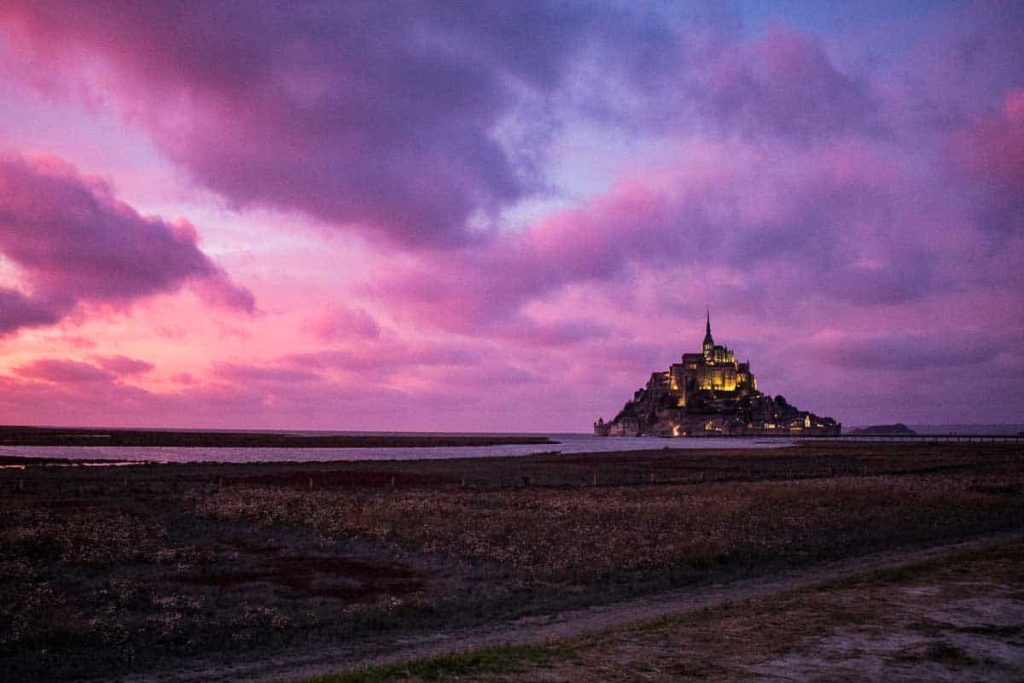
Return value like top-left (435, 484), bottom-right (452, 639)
top-left (702, 308), bottom-right (714, 356)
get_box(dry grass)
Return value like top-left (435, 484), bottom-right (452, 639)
top-left (193, 473), bottom-right (1024, 579)
top-left (0, 495), bottom-right (430, 680)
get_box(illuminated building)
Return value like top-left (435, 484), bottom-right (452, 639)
top-left (593, 312), bottom-right (840, 437)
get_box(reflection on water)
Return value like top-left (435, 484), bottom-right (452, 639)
top-left (0, 433), bottom-right (792, 464)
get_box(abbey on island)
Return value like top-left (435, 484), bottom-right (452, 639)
top-left (595, 312), bottom-right (840, 437)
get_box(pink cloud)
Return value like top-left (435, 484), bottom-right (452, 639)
top-left (93, 355), bottom-right (154, 376)
top-left (948, 89), bottom-right (1024, 235)
top-left (0, 153), bottom-right (253, 335)
top-left (15, 359), bottom-right (114, 384)
top-left (303, 306), bottom-right (381, 343)
top-left (367, 138), bottom-right (939, 332)
top-left (284, 338), bottom-right (486, 380)
top-left (213, 364), bottom-right (322, 386)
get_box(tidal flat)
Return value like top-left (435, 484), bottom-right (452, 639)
top-left (1, 443), bottom-right (1022, 681)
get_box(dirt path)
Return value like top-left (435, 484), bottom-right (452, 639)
top-left (134, 531), bottom-right (1023, 683)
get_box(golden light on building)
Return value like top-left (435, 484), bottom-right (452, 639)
top-left (592, 310), bottom-right (840, 438)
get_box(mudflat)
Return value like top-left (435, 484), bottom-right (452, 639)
top-left (1, 442), bottom-right (1021, 681)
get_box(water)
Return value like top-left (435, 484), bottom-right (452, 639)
top-left (0, 433), bottom-right (793, 464)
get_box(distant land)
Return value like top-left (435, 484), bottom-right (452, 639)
top-left (0, 426), bottom-right (554, 449)
top-left (848, 424), bottom-right (916, 436)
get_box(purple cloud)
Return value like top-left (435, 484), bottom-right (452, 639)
top-left (15, 359), bottom-right (115, 384)
top-left (0, 288), bottom-right (60, 334)
top-left (0, 154), bottom-right (253, 335)
top-left (366, 139), bottom-right (946, 331)
top-left (93, 355), bottom-right (154, 376)
top-left (303, 306), bottom-right (382, 342)
top-left (0, 1), bottom-right (644, 246)
top-left (948, 90), bottom-right (1024, 236)
top-left (694, 29), bottom-right (879, 140)
top-left (810, 332), bottom-right (1005, 371)
top-left (214, 364), bottom-right (323, 386)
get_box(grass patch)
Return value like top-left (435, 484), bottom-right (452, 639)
top-left (303, 642), bottom-right (566, 682)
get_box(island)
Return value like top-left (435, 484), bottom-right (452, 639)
top-left (847, 423), bottom-right (917, 436)
top-left (595, 312), bottom-right (840, 436)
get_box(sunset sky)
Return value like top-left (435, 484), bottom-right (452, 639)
top-left (0, 1), bottom-right (1021, 431)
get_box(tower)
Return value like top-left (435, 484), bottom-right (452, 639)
top-left (702, 308), bottom-right (714, 358)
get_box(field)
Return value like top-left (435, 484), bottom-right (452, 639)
top-left (1, 442), bottom-right (1022, 680)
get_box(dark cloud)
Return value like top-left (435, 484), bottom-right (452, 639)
top-left (0, 288), bottom-right (60, 334)
top-left (0, 1), bottom-right (645, 246)
top-left (0, 3), bottom-right (894, 251)
top-left (0, 154), bottom-right (254, 335)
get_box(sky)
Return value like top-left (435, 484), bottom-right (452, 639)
top-left (0, 1), bottom-right (1021, 431)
